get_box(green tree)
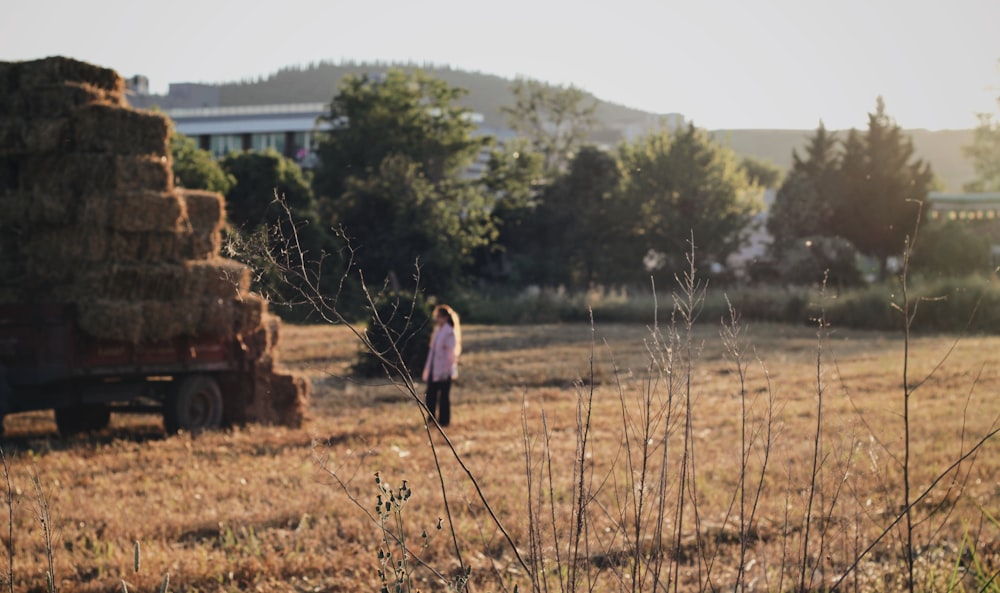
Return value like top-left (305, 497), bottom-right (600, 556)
top-left (522, 146), bottom-right (625, 286)
top-left (336, 155), bottom-right (496, 295)
top-left (767, 123), bottom-right (840, 251)
top-left (619, 125), bottom-right (763, 277)
top-left (911, 220), bottom-right (992, 277)
top-left (312, 69), bottom-right (498, 297)
top-left (168, 131), bottom-right (234, 194)
top-left (220, 150), bottom-right (334, 319)
top-left (501, 79), bottom-right (598, 173)
top-left (221, 149), bottom-right (318, 229)
top-left (740, 156), bottom-right (784, 188)
top-left (313, 69), bottom-right (488, 201)
top-left (476, 139), bottom-right (546, 281)
top-left (964, 110), bottom-right (1000, 192)
top-left (830, 98), bottom-right (934, 277)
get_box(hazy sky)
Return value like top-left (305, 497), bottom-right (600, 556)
top-left (3, 0), bottom-right (999, 130)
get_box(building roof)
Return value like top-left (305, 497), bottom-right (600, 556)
top-left (166, 103), bottom-right (332, 136)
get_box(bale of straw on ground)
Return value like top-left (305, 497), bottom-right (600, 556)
top-left (248, 358), bottom-right (309, 428)
top-left (70, 103), bottom-right (169, 156)
top-left (0, 118), bottom-right (72, 156)
top-left (18, 154), bottom-right (173, 196)
top-left (0, 82), bottom-right (123, 118)
top-left (2, 57), bottom-right (123, 95)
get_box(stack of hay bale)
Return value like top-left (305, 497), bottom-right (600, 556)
top-left (0, 56), bottom-right (307, 428)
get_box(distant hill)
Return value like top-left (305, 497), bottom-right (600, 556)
top-left (214, 61), bottom-right (660, 132)
top-left (143, 61), bottom-right (977, 191)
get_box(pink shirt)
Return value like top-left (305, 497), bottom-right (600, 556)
top-left (422, 324), bottom-right (457, 382)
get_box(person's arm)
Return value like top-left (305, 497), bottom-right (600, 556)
top-left (444, 332), bottom-right (457, 378)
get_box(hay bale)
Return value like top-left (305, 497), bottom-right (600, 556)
top-left (70, 103), bottom-right (169, 156)
top-left (142, 300), bottom-right (202, 341)
top-left (179, 189), bottom-right (225, 259)
top-left (0, 118), bottom-right (71, 156)
top-left (248, 362), bottom-right (309, 428)
top-left (0, 83), bottom-right (122, 118)
top-left (105, 229), bottom-right (210, 263)
top-left (18, 154), bottom-right (173, 196)
top-left (71, 259), bottom-right (250, 302)
top-left (82, 190), bottom-right (188, 233)
top-left (77, 299), bottom-right (144, 343)
top-left (179, 190), bottom-right (225, 234)
top-left (25, 227), bottom-right (110, 266)
top-left (2, 57), bottom-right (123, 95)
top-left (233, 294), bottom-right (267, 335)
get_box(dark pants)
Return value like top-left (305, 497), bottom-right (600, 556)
top-left (425, 379), bottom-right (452, 426)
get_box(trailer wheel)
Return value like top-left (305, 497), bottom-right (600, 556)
top-left (55, 404), bottom-right (111, 437)
top-left (164, 375), bottom-right (223, 434)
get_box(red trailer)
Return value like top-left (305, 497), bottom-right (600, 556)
top-left (0, 304), bottom-right (257, 436)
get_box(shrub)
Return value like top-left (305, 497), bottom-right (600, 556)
top-left (910, 220), bottom-right (993, 278)
top-left (353, 291), bottom-right (433, 378)
top-left (777, 235), bottom-right (864, 288)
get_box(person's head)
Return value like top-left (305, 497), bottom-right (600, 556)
top-left (433, 304), bottom-right (456, 328)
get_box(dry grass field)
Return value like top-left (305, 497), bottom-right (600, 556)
top-left (1, 319), bottom-right (999, 592)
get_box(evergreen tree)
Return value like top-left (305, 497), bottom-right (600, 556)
top-left (830, 98), bottom-right (934, 277)
top-left (964, 110), bottom-right (1000, 192)
top-left (767, 123), bottom-right (839, 251)
top-left (523, 146), bottom-right (625, 286)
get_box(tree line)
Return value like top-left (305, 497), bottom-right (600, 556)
top-left (171, 68), bottom-right (1000, 314)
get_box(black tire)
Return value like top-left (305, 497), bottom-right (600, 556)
top-left (55, 404), bottom-right (111, 437)
top-left (164, 375), bottom-right (224, 434)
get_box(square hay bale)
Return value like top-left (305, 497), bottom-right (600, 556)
top-left (105, 230), bottom-right (206, 263)
top-left (179, 189), bottom-right (225, 259)
top-left (5, 57), bottom-right (123, 95)
top-left (0, 118), bottom-right (71, 156)
top-left (25, 226), bottom-right (111, 266)
top-left (0, 286), bottom-right (22, 304)
top-left (0, 82), bottom-right (123, 118)
top-left (199, 297), bottom-right (237, 336)
top-left (77, 299), bottom-right (144, 343)
top-left (82, 190), bottom-right (187, 233)
top-left (0, 82), bottom-right (119, 119)
top-left (18, 154), bottom-right (173, 196)
top-left (142, 300), bottom-right (202, 341)
top-left (2, 191), bottom-right (89, 226)
top-left (71, 259), bottom-right (248, 302)
top-left (0, 158), bottom-right (16, 192)
top-left (70, 103), bottom-right (169, 156)
top-left (179, 189), bottom-right (225, 235)
top-left (249, 365), bottom-right (309, 428)
top-left (185, 258), bottom-right (251, 297)
top-left (233, 293), bottom-right (267, 335)
top-left (0, 192), bottom-right (27, 223)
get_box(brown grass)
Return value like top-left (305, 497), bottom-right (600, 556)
top-left (0, 322), bottom-right (998, 592)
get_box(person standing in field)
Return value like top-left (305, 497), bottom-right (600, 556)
top-left (422, 304), bottom-right (461, 427)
